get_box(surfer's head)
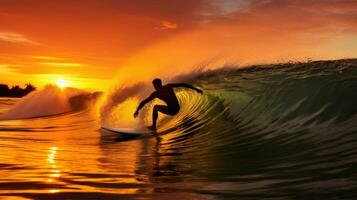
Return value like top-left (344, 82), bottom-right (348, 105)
top-left (152, 78), bottom-right (162, 90)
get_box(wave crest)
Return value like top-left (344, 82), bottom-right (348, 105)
top-left (0, 85), bottom-right (100, 120)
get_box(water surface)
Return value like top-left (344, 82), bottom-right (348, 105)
top-left (1, 59), bottom-right (357, 199)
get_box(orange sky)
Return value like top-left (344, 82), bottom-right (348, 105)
top-left (1, 0), bottom-right (357, 90)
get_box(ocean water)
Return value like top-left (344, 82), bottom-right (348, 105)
top-left (1, 59), bottom-right (357, 199)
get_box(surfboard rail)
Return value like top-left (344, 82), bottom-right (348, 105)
top-left (101, 127), bottom-right (154, 135)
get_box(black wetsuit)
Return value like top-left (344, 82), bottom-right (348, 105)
top-left (150, 85), bottom-right (180, 115)
top-left (134, 82), bottom-right (202, 130)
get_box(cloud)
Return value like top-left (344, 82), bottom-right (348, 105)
top-left (227, 0), bottom-right (357, 34)
top-left (31, 56), bottom-right (64, 60)
top-left (0, 32), bottom-right (40, 45)
top-left (38, 62), bottom-right (84, 67)
top-left (160, 21), bottom-right (178, 30)
top-left (0, 64), bottom-right (20, 73)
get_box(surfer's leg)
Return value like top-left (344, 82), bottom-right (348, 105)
top-left (150, 105), bottom-right (168, 130)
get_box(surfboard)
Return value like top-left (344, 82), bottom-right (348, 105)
top-left (101, 127), bottom-right (154, 135)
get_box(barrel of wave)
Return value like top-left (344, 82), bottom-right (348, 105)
top-left (100, 87), bottom-right (207, 133)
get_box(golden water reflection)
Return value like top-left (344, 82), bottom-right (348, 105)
top-left (46, 146), bottom-right (61, 193)
top-left (0, 106), bottom-right (197, 199)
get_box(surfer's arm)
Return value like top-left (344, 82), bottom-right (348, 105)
top-left (134, 93), bottom-right (156, 118)
top-left (169, 83), bottom-right (203, 94)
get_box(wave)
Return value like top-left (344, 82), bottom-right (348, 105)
top-left (97, 59), bottom-right (357, 197)
top-left (0, 85), bottom-right (101, 120)
top-left (101, 59), bottom-right (357, 138)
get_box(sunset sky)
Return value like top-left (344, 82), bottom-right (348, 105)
top-left (1, 0), bottom-right (357, 90)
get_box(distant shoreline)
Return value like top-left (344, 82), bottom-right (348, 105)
top-left (0, 84), bottom-right (36, 98)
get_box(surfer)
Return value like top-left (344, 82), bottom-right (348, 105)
top-left (134, 78), bottom-right (203, 131)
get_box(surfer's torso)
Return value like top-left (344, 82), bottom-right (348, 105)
top-left (152, 85), bottom-right (180, 114)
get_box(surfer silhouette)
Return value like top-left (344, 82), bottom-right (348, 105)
top-left (134, 78), bottom-right (203, 131)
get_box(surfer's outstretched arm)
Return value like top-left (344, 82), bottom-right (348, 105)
top-left (134, 93), bottom-right (156, 118)
top-left (168, 83), bottom-right (203, 94)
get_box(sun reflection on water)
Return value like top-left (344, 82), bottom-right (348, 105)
top-left (46, 146), bottom-right (61, 193)
top-left (49, 189), bottom-right (60, 193)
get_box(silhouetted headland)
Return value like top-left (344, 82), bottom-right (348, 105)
top-left (0, 84), bottom-right (36, 98)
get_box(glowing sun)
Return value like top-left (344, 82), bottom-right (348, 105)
top-left (55, 78), bottom-right (69, 88)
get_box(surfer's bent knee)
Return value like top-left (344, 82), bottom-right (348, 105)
top-left (167, 107), bottom-right (179, 115)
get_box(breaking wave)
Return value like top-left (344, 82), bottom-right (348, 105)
top-left (0, 85), bottom-right (100, 120)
